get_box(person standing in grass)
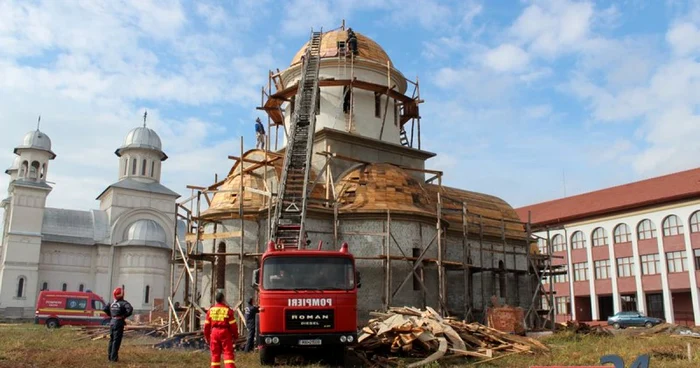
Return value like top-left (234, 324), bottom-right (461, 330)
top-left (204, 291), bottom-right (239, 368)
top-left (103, 287), bottom-right (133, 363)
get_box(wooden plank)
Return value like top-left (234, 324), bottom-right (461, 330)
top-left (407, 337), bottom-right (447, 368)
top-left (185, 231), bottom-right (242, 242)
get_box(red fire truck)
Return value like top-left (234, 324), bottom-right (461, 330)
top-left (253, 240), bottom-right (361, 365)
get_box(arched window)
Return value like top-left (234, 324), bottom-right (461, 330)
top-left (552, 234), bottom-right (566, 252)
top-left (690, 211), bottom-right (700, 233)
top-left (637, 219), bottom-right (657, 240)
top-left (40, 163), bottom-right (46, 179)
top-left (79, 284), bottom-right (84, 292)
top-left (41, 282), bottom-right (48, 291)
top-left (571, 231), bottom-right (585, 249)
top-left (132, 158), bottom-right (137, 175)
top-left (498, 261), bottom-right (506, 298)
top-left (61, 283), bottom-right (67, 291)
top-left (592, 227), bottom-right (608, 247)
top-left (150, 161), bottom-right (155, 177)
top-left (614, 224), bottom-right (631, 243)
top-left (123, 158), bottom-right (127, 176)
top-left (29, 161), bottom-right (40, 179)
top-left (144, 285), bottom-right (150, 304)
top-left (662, 215), bottom-right (684, 236)
top-left (17, 276), bottom-right (26, 298)
top-left (20, 161), bottom-right (28, 177)
top-left (141, 159), bottom-right (146, 175)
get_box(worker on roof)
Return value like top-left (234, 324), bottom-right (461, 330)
top-left (103, 287), bottom-right (133, 363)
top-left (255, 117), bottom-right (265, 149)
top-left (204, 291), bottom-right (239, 368)
top-left (346, 28), bottom-right (358, 55)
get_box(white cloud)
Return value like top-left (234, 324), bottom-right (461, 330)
top-left (667, 22), bottom-right (700, 56)
top-left (483, 44), bottom-right (530, 72)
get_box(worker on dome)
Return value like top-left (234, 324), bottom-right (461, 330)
top-left (102, 286), bottom-right (133, 362)
top-left (346, 28), bottom-right (358, 55)
top-left (255, 117), bottom-right (266, 149)
top-left (204, 291), bottom-right (239, 368)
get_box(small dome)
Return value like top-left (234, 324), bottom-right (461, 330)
top-left (14, 130), bottom-right (56, 158)
top-left (290, 29), bottom-right (393, 67)
top-left (122, 219), bottom-right (167, 248)
top-left (115, 126), bottom-right (167, 160)
top-left (5, 156), bottom-right (21, 173)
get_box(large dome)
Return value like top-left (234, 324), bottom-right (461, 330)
top-left (14, 130), bottom-right (56, 158)
top-left (290, 29), bottom-right (393, 67)
top-left (115, 126), bottom-right (167, 160)
top-left (119, 219), bottom-right (168, 248)
top-left (5, 156), bottom-right (21, 174)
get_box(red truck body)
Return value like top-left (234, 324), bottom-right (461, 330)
top-left (254, 241), bottom-right (360, 365)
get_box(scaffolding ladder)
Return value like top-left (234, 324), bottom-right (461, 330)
top-left (270, 30), bottom-right (323, 250)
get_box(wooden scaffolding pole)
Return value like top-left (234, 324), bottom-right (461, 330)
top-left (384, 210), bottom-right (392, 310)
top-left (238, 136), bottom-right (245, 334)
top-left (437, 175), bottom-right (445, 316)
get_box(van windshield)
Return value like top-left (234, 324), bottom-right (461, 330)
top-left (262, 256), bottom-right (354, 291)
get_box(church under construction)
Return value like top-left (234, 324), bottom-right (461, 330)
top-left (172, 26), bottom-right (546, 333)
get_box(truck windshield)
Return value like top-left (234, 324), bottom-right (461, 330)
top-left (262, 256), bottom-right (355, 291)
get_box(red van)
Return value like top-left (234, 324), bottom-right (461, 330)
top-left (35, 290), bottom-right (110, 328)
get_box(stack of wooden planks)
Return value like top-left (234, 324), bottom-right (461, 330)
top-left (356, 306), bottom-right (548, 367)
top-left (75, 324), bottom-right (169, 341)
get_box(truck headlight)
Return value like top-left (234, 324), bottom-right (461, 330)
top-left (272, 337), bottom-right (279, 344)
top-left (265, 337), bottom-right (272, 344)
top-left (340, 336), bottom-right (347, 343)
top-left (347, 335), bottom-right (354, 343)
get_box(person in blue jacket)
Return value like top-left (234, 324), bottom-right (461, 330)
top-left (255, 118), bottom-right (265, 149)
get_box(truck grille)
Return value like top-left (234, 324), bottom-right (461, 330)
top-left (285, 309), bottom-right (334, 330)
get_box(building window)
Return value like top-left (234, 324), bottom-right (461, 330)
top-left (555, 296), bottom-right (570, 315)
top-left (123, 159), bottom-right (127, 176)
top-left (541, 275), bottom-right (550, 284)
top-left (621, 295), bottom-right (637, 311)
top-left (541, 295), bottom-right (550, 310)
top-left (614, 223), bottom-right (631, 244)
top-left (690, 211), bottom-right (700, 233)
top-left (594, 260), bottom-right (611, 279)
top-left (552, 234), bottom-right (566, 252)
top-left (553, 264), bottom-right (569, 283)
top-left (20, 161), bottom-right (28, 177)
top-left (637, 219), bottom-right (657, 240)
top-left (641, 254), bottom-right (661, 275)
top-left (61, 283), bottom-right (67, 291)
top-left (144, 285), bottom-right (150, 304)
top-left (374, 92), bottom-right (381, 118)
top-left (29, 161), bottom-right (40, 179)
top-left (573, 262), bottom-right (589, 281)
top-left (498, 260), bottom-right (506, 298)
top-left (342, 86), bottom-right (352, 113)
top-left (151, 161), bottom-right (155, 177)
top-left (663, 215), bottom-right (684, 236)
top-left (41, 282), bottom-right (48, 291)
top-left (79, 284), bottom-right (84, 292)
top-left (140, 159), bottom-right (146, 175)
top-left (538, 238), bottom-right (548, 254)
top-left (40, 163), bottom-right (46, 179)
top-left (592, 227), bottom-right (608, 247)
top-left (617, 257), bottom-right (635, 277)
top-left (132, 158), bottom-right (137, 175)
top-left (571, 231), bottom-right (585, 249)
top-left (666, 250), bottom-right (688, 273)
top-left (695, 249), bottom-right (700, 271)
top-left (17, 276), bottom-right (26, 298)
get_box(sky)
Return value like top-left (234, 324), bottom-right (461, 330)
top-left (1, 0), bottom-right (700, 226)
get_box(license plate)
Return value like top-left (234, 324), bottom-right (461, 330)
top-left (298, 339), bottom-right (322, 346)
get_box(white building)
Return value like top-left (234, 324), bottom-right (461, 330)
top-left (0, 123), bottom-right (181, 319)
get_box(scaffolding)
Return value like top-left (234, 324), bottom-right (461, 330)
top-left (165, 142), bottom-right (555, 336)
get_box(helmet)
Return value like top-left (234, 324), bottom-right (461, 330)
top-left (113, 287), bottom-right (124, 300)
top-left (256, 117), bottom-right (261, 122)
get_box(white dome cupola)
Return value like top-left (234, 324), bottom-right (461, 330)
top-left (11, 118), bottom-right (56, 182)
top-left (115, 111), bottom-right (167, 182)
top-left (118, 219), bottom-right (168, 249)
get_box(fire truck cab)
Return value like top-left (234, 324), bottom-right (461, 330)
top-left (253, 241), bottom-right (361, 365)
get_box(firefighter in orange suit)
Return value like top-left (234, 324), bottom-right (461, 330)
top-left (204, 291), bottom-right (239, 368)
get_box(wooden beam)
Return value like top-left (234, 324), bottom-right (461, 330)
top-left (185, 231), bottom-right (242, 242)
top-left (186, 185), bottom-right (206, 190)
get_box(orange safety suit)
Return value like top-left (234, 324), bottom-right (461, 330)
top-left (204, 302), bottom-right (239, 368)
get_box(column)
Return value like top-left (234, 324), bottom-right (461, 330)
top-left (653, 216), bottom-right (674, 323)
top-left (586, 233), bottom-right (598, 320)
top-left (682, 219), bottom-right (700, 326)
top-left (606, 230), bottom-right (621, 314)
top-left (630, 224), bottom-right (647, 314)
top-left (564, 229), bottom-right (577, 320)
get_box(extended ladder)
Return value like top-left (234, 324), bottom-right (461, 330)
top-left (270, 30), bottom-right (323, 250)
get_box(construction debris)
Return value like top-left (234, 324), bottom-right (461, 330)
top-left (486, 302), bottom-right (526, 335)
top-left (75, 324), bottom-right (169, 341)
top-left (558, 321), bottom-right (612, 337)
top-left (356, 306), bottom-right (548, 367)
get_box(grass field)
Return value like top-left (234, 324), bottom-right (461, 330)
top-left (1, 324), bottom-right (700, 367)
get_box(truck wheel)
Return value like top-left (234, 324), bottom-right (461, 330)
top-left (260, 346), bottom-right (275, 366)
top-left (46, 319), bottom-right (59, 329)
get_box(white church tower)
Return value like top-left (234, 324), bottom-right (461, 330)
top-left (0, 123), bottom-right (56, 317)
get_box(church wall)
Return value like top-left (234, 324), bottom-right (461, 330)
top-left (115, 246), bottom-right (170, 312)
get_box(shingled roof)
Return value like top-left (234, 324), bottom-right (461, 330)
top-left (515, 167), bottom-right (700, 227)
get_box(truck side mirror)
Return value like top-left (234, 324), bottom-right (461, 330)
top-left (252, 269), bottom-right (260, 289)
top-left (356, 270), bottom-right (362, 289)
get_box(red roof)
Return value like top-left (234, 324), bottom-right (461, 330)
top-left (515, 167), bottom-right (700, 226)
